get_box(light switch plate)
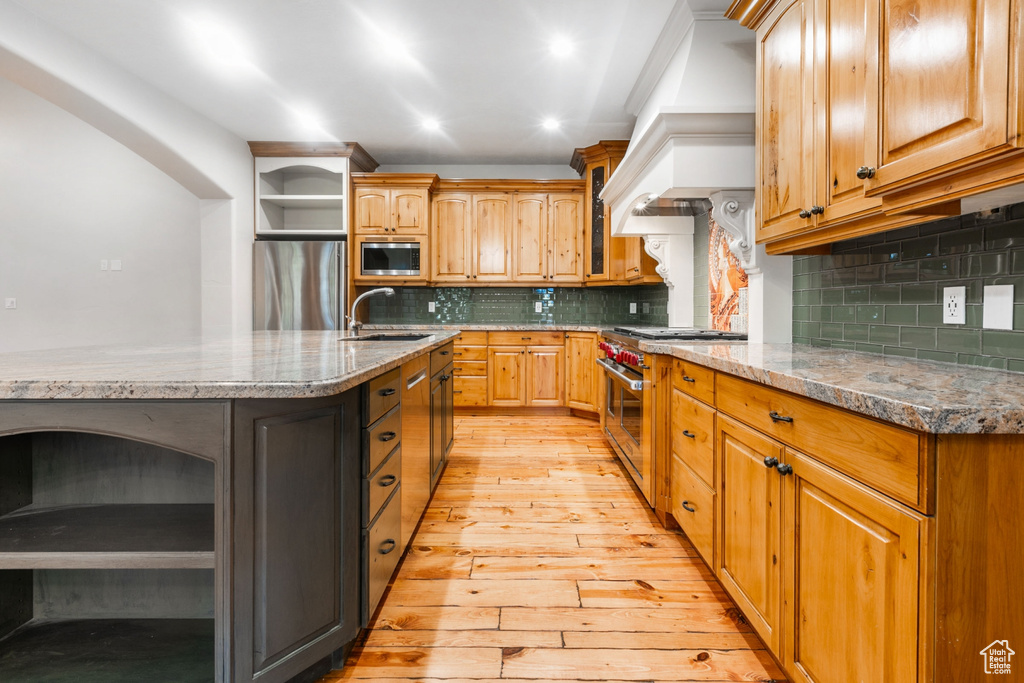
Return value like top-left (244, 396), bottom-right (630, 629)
top-left (428, 301), bottom-right (435, 313)
top-left (534, 301), bottom-right (543, 313)
top-left (111, 259), bottom-right (122, 271)
top-left (4, 298), bottom-right (15, 310)
top-left (629, 303), bottom-right (637, 314)
top-left (983, 284), bottom-right (1014, 330)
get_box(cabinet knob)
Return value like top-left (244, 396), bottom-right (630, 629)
top-left (856, 166), bottom-right (876, 179)
top-left (799, 209), bottom-right (811, 219)
top-left (682, 430), bottom-right (696, 439)
top-left (763, 456), bottom-right (779, 468)
top-left (769, 411), bottom-right (794, 424)
top-left (776, 463), bottom-right (794, 476)
top-left (680, 500), bottom-right (696, 513)
top-left (466, 275), bottom-right (471, 279)
top-left (810, 205), bottom-right (824, 215)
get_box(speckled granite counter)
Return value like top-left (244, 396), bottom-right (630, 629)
top-left (0, 330), bottom-right (458, 400)
top-left (643, 341), bottom-right (1024, 434)
top-left (363, 323), bottom-right (611, 332)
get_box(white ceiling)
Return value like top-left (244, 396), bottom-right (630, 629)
top-left (11, 0), bottom-right (682, 167)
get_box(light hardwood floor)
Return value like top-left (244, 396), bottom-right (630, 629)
top-left (323, 413), bottom-right (786, 682)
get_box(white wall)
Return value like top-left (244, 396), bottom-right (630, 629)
top-left (376, 164), bottom-right (580, 179)
top-left (0, 77), bottom-right (202, 352)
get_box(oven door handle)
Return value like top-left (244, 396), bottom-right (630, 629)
top-left (596, 358), bottom-right (645, 391)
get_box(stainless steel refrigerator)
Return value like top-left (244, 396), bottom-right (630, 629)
top-left (253, 241), bottom-right (345, 330)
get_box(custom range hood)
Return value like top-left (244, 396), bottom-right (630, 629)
top-left (601, 2), bottom-right (792, 342)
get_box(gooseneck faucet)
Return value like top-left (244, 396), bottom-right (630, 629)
top-left (348, 287), bottom-right (395, 334)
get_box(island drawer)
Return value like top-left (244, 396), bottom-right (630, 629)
top-left (363, 486), bottom-right (402, 621)
top-left (489, 331), bottom-right (562, 346)
top-left (365, 368), bottom-right (401, 426)
top-left (453, 360), bottom-right (486, 377)
top-left (716, 373), bottom-right (930, 511)
top-left (430, 343), bottom-right (454, 375)
top-left (455, 331), bottom-right (487, 345)
top-left (364, 405), bottom-right (401, 475)
top-left (453, 346), bottom-right (487, 361)
top-left (671, 388), bottom-right (716, 488)
top-left (672, 359), bottom-right (715, 405)
top-left (365, 446), bottom-right (402, 526)
top-left (670, 453), bottom-right (715, 565)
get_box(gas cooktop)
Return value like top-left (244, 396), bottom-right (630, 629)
top-left (610, 326), bottom-right (747, 341)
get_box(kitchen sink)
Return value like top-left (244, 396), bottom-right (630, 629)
top-left (339, 333), bottom-right (431, 342)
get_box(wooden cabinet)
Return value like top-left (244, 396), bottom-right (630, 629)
top-left (564, 332), bottom-right (598, 412)
top-left (352, 184), bottom-right (431, 236)
top-left (400, 354), bottom-right (430, 551)
top-left (452, 331), bottom-right (488, 407)
top-left (526, 345), bottom-right (565, 406)
top-left (513, 193), bottom-right (584, 283)
top-left (486, 332), bottom-right (565, 408)
top-left (730, 0), bottom-right (1024, 251)
top-left (474, 194), bottom-right (513, 282)
top-left (429, 345), bottom-right (454, 489)
top-left (431, 191), bottom-right (513, 282)
top-left (432, 193), bottom-right (472, 281)
top-left (487, 346), bottom-right (527, 406)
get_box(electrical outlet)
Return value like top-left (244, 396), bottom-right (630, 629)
top-left (643, 302), bottom-right (650, 314)
top-left (4, 298), bottom-right (15, 310)
top-left (111, 259), bottom-right (122, 271)
top-left (943, 286), bottom-right (966, 324)
top-left (983, 284), bottom-right (1014, 330)
top-left (629, 302), bottom-right (637, 314)
top-left (428, 301), bottom-right (435, 313)
top-left (100, 259), bottom-right (108, 271)
top-left (534, 301), bottom-right (543, 313)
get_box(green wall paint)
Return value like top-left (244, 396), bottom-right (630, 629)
top-left (793, 202), bottom-right (1024, 370)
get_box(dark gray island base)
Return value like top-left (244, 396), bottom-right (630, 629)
top-left (0, 331), bottom-right (458, 683)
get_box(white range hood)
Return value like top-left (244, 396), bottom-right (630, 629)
top-left (601, 3), bottom-right (792, 343)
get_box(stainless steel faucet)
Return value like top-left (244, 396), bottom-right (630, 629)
top-left (348, 287), bottom-right (395, 333)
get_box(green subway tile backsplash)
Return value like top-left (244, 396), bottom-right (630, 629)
top-left (367, 284), bottom-right (669, 327)
top-left (793, 201), bottom-right (1024, 370)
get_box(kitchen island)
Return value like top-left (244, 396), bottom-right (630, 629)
top-left (0, 330), bottom-right (458, 683)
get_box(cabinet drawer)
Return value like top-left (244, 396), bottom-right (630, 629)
top-left (365, 445), bottom-right (402, 526)
top-left (453, 377), bottom-right (487, 407)
top-left (364, 405), bottom-right (401, 475)
top-left (365, 368), bottom-right (401, 426)
top-left (673, 359), bottom-right (715, 405)
top-left (671, 388), bottom-right (715, 487)
top-left (455, 331), bottom-right (487, 345)
top-left (453, 346), bottom-right (487, 361)
top-left (716, 373), bottom-right (930, 511)
top-left (670, 454), bottom-right (715, 564)
top-left (453, 360), bottom-right (487, 377)
top-left (430, 343), bottom-right (455, 375)
top-left (489, 330), bottom-right (562, 346)
top-left (364, 487), bottom-right (402, 620)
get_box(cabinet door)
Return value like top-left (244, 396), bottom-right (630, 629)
top-left (474, 194), bottom-right (513, 282)
top-left (814, 0), bottom-right (883, 223)
top-left (783, 450), bottom-right (925, 683)
top-left (564, 332), bottom-right (597, 412)
top-left (353, 188), bottom-right (389, 234)
top-left (429, 374), bottom-right (445, 488)
top-left (443, 364), bottom-right (454, 458)
top-left (432, 194), bottom-right (472, 282)
top-left (871, 0), bottom-right (1015, 193)
top-left (527, 346), bottom-right (564, 407)
top-left (488, 346), bottom-right (525, 407)
top-left (716, 415), bottom-right (784, 654)
top-left (548, 194), bottom-right (583, 283)
top-left (757, 0), bottom-right (816, 241)
top-left (392, 189), bottom-right (428, 234)
top-left (513, 194), bottom-right (547, 281)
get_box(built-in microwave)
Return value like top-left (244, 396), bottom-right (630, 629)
top-left (360, 241), bottom-right (421, 277)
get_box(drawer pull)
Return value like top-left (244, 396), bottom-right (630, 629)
top-left (378, 539), bottom-right (397, 555)
top-left (440, 350), bottom-right (450, 355)
top-left (777, 463), bottom-right (794, 476)
top-left (763, 456), bottom-right (779, 468)
top-left (453, 351), bottom-right (463, 355)
top-left (682, 376), bottom-right (696, 383)
top-left (521, 337), bottom-right (532, 340)
top-left (378, 387), bottom-right (396, 397)
top-left (378, 474), bottom-right (397, 487)
top-left (453, 390), bottom-right (462, 394)
top-left (682, 430), bottom-right (696, 439)
top-left (769, 411), bottom-right (793, 423)
top-left (379, 431), bottom-right (397, 442)
top-left (681, 500), bottom-right (696, 513)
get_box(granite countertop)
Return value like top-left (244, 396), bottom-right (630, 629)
top-left (643, 341), bottom-right (1024, 434)
top-left (363, 323), bottom-right (611, 332)
top-left (0, 331), bottom-right (459, 400)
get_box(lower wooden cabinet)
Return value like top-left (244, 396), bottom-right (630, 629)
top-left (487, 344), bottom-right (564, 407)
top-left (564, 332), bottom-right (598, 412)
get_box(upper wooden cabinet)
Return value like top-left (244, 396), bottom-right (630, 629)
top-left (729, 0), bottom-right (1024, 250)
top-left (513, 193), bottom-right (584, 283)
top-left (474, 194), bottom-right (513, 282)
top-left (431, 191), bottom-right (513, 282)
top-left (351, 174), bottom-right (438, 236)
top-left (432, 193), bottom-right (472, 281)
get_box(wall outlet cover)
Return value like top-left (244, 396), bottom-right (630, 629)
top-left (943, 286), bottom-right (966, 324)
top-left (629, 302), bottom-right (637, 314)
top-left (4, 298), bottom-right (15, 309)
top-left (983, 284), bottom-right (1014, 330)
top-left (428, 301), bottom-right (436, 313)
top-left (534, 301), bottom-right (543, 313)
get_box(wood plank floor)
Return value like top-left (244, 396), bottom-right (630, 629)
top-left (323, 413), bottom-right (786, 683)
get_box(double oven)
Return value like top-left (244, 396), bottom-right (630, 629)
top-left (597, 327), bottom-right (746, 507)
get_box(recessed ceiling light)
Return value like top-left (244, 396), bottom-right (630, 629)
top-left (542, 118), bottom-right (560, 131)
top-left (422, 118), bottom-right (440, 132)
top-left (550, 35), bottom-right (574, 58)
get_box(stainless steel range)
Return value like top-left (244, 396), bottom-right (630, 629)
top-left (596, 326), bottom-right (746, 507)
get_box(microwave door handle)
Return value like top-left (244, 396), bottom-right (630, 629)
top-left (596, 358), bottom-right (644, 391)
